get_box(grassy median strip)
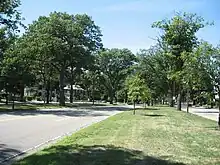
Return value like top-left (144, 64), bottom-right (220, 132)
top-left (14, 107), bottom-right (220, 165)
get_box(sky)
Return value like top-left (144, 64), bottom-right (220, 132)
top-left (19, 0), bottom-right (220, 53)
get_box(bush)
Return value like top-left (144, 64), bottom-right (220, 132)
top-left (25, 96), bottom-right (34, 101)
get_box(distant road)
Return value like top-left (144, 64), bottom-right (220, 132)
top-left (182, 106), bottom-right (219, 121)
top-left (0, 105), bottom-right (130, 164)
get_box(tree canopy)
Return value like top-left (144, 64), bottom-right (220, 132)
top-left (0, 7), bottom-right (219, 127)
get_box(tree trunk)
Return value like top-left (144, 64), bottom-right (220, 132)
top-left (70, 83), bottom-right (73, 103)
top-left (50, 88), bottom-right (53, 102)
top-left (218, 104), bottom-right (220, 130)
top-left (5, 88), bottom-right (8, 105)
top-left (92, 97), bottom-right (95, 105)
top-left (133, 101), bottom-right (136, 115)
top-left (177, 92), bottom-right (182, 111)
top-left (20, 83), bottom-right (24, 102)
top-left (12, 94), bottom-right (15, 110)
top-left (59, 67), bottom-right (65, 106)
top-left (218, 91), bottom-right (220, 129)
top-left (125, 91), bottom-right (128, 104)
top-left (46, 80), bottom-right (50, 104)
top-left (109, 98), bottom-right (113, 104)
top-left (92, 86), bottom-right (95, 105)
top-left (151, 100), bottom-right (154, 106)
top-left (86, 89), bottom-right (91, 101)
top-left (210, 93), bottom-right (214, 108)
top-left (193, 99), bottom-right (196, 106)
top-left (114, 95), bottom-right (118, 104)
top-left (186, 89), bottom-right (190, 113)
top-left (109, 90), bottom-right (113, 104)
top-left (169, 81), bottom-right (175, 107)
top-left (169, 93), bottom-right (174, 107)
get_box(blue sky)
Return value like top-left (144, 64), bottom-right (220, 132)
top-left (19, 0), bottom-right (220, 53)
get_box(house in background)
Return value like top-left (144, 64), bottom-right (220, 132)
top-left (24, 84), bottom-right (86, 102)
top-left (64, 84), bottom-right (86, 101)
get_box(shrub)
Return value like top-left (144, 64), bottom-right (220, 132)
top-left (25, 96), bottom-right (34, 101)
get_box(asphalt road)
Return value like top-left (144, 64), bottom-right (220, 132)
top-left (0, 105), bottom-right (129, 164)
top-left (182, 106), bottom-right (219, 121)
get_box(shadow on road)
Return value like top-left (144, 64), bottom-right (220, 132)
top-left (85, 106), bottom-right (130, 111)
top-left (0, 144), bottom-right (22, 164)
top-left (195, 111), bottom-right (219, 114)
top-left (16, 144), bottom-right (186, 165)
top-left (0, 106), bottom-right (130, 117)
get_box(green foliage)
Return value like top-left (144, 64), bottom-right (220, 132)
top-left (126, 75), bottom-right (150, 103)
top-left (97, 48), bottom-right (136, 103)
top-left (182, 42), bottom-right (214, 91)
top-left (152, 12), bottom-right (209, 55)
top-left (152, 12), bottom-right (209, 77)
top-left (137, 46), bottom-right (169, 101)
top-left (152, 12), bottom-right (211, 109)
top-left (0, 0), bottom-right (24, 31)
top-left (13, 12), bottom-right (102, 105)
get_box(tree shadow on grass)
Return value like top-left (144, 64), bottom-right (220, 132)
top-left (143, 114), bottom-right (165, 117)
top-left (16, 144), bottom-right (186, 165)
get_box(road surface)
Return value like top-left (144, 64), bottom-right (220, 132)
top-left (182, 106), bottom-right (219, 121)
top-left (0, 105), bottom-right (129, 164)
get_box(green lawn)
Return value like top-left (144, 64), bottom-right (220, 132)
top-left (14, 107), bottom-right (220, 165)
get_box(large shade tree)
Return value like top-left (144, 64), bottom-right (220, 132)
top-left (21, 12), bottom-right (102, 106)
top-left (97, 48), bottom-right (136, 104)
top-left (152, 12), bottom-right (210, 110)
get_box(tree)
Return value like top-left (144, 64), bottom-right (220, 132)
top-left (152, 12), bottom-right (210, 110)
top-left (79, 68), bottom-right (102, 104)
top-left (23, 12), bottom-right (102, 106)
top-left (126, 75), bottom-right (150, 114)
top-left (207, 45), bottom-right (220, 129)
top-left (140, 86), bottom-right (151, 108)
top-left (213, 47), bottom-right (220, 129)
top-left (1, 36), bottom-right (36, 102)
top-left (0, 0), bottom-right (24, 30)
top-left (181, 42), bottom-right (214, 112)
top-left (66, 49), bottom-right (94, 103)
top-left (137, 46), bottom-right (170, 106)
top-left (97, 48), bottom-right (136, 104)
